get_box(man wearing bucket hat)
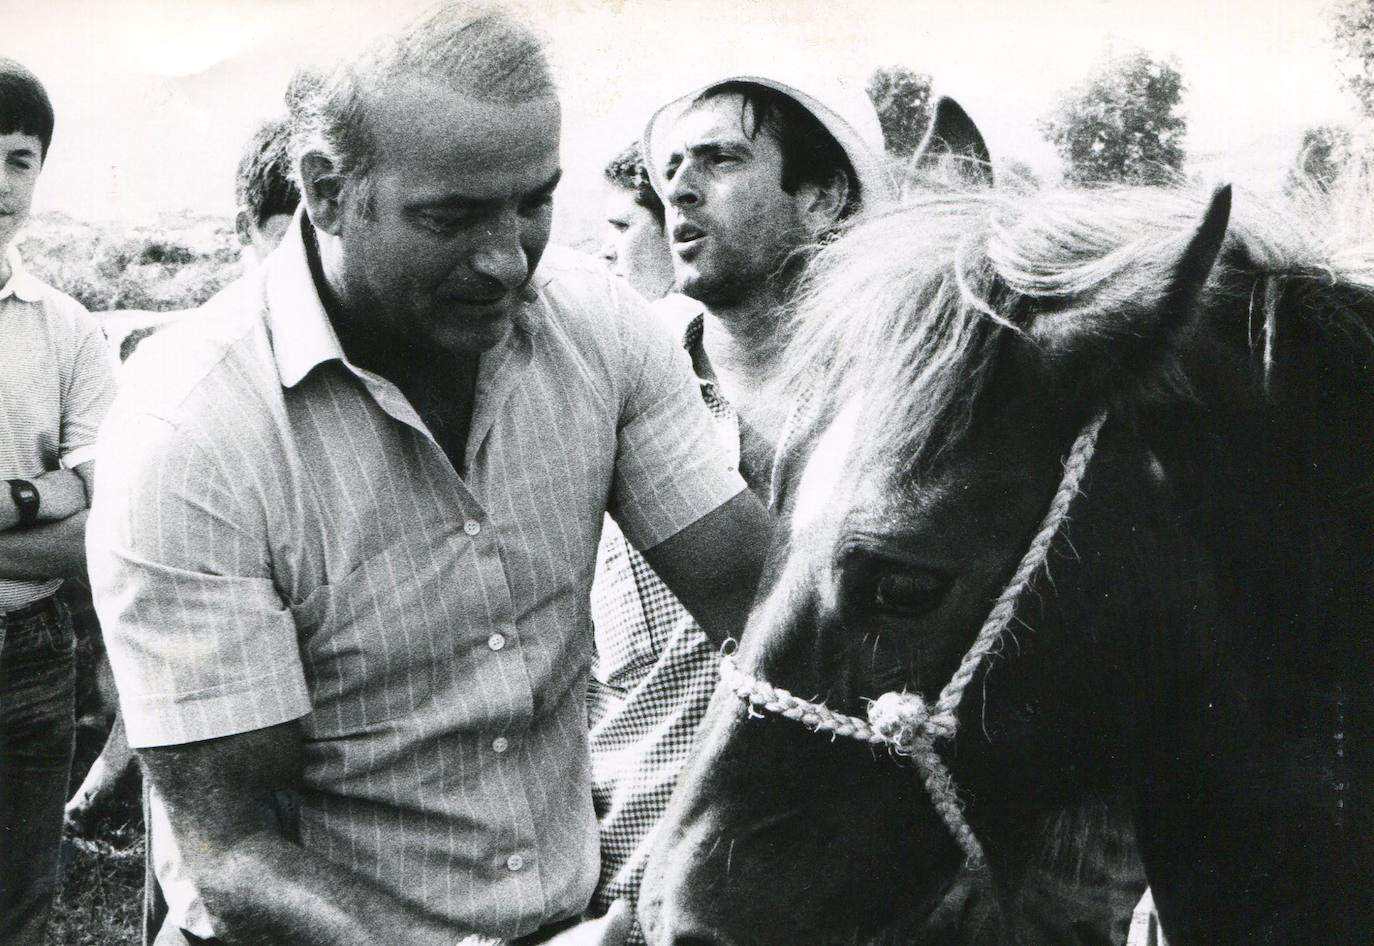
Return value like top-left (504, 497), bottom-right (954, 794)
top-left (586, 66), bottom-right (893, 942)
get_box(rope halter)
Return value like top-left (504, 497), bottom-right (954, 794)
top-left (720, 411), bottom-right (1110, 870)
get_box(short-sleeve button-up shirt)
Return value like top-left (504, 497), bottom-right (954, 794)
top-left (88, 217), bottom-right (745, 940)
top-left (588, 300), bottom-right (739, 942)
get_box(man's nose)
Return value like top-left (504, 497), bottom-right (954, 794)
top-left (665, 164), bottom-right (701, 209)
top-left (598, 238), bottom-right (616, 266)
top-left (470, 211), bottom-right (530, 289)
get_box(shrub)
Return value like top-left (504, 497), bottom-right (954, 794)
top-left (20, 213), bottom-right (241, 314)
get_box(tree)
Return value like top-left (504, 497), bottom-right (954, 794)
top-left (865, 65), bottom-right (934, 158)
top-left (1332, 0), bottom-right (1374, 117)
top-left (1002, 159), bottom-right (1041, 192)
top-left (1038, 48), bottom-right (1187, 185)
top-left (1289, 124), bottom-right (1356, 191)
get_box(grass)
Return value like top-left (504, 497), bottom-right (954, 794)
top-left (47, 822), bottom-right (145, 946)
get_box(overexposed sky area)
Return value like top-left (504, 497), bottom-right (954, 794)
top-left (3, 0), bottom-right (1358, 243)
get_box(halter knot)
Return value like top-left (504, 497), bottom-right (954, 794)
top-left (867, 691), bottom-right (957, 754)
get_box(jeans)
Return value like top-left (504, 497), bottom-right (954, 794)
top-left (0, 596), bottom-right (75, 946)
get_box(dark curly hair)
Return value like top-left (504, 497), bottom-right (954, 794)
top-left (603, 141), bottom-right (664, 230)
top-left (235, 118), bottom-right (301, 229)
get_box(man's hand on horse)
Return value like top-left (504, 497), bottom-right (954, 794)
top-left (546, 901), bottom-right (633, 946)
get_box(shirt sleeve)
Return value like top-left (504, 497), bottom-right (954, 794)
top-left (87, 407), bottom-right (311, 749)
top-left (607, 286), bottom-right (745, 552)
top-left (58, 301), bottom-right (116, 469)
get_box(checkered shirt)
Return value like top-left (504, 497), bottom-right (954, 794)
top-left (588, 301), bottom-right (739, 942)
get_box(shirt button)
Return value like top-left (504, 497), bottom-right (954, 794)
top-left (464, 519), bottom-right (481, 536)
top-left (506, 853), bottom-right (524, 872)
top-left (492, 736), bottom-right (509, 753)
top-left (488, 633), bottom-right (506, 652)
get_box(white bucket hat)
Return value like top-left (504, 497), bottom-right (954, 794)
top-left (643, 66), bottom-right (895, 214)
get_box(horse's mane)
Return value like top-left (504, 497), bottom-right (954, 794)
top-left (776, 174), bottom-right (1374, 474)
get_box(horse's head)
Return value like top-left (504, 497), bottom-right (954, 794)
top-left (642, 110), bottom-right (1374, 945)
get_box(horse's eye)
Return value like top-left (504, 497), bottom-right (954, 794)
top-left (873, 570), bottom-right (948, 615)
top-left (842, 554), bottom-right (951, 618)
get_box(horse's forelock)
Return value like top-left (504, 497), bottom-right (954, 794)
top-left (776, 193), bottom-right (1008, 476)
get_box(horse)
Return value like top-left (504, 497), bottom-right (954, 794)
top-left (637, 106), bottom-right (1374, 945)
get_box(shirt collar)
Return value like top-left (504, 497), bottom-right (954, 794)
top-left (0, 245), bottom-right (45, 303)
top-left (681, 312), bottom-right (704, 355)
top-left (263, 210), bottom-right (348, 389)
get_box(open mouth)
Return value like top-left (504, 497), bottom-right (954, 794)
top-left (672, 221), bottom-right (706, 248)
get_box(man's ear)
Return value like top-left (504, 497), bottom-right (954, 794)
top-left (798, 169), bottom-right (850, 237)
top-left (299, 152), bottom-right (347, 236)
top-left (234, 209), bottom-right (254, 248)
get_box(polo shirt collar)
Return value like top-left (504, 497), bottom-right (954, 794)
top-left (0, 245), bottom-right (45, 303)
top-left (263, 210), bottom-right (546, 389)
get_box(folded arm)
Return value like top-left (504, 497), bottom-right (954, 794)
top-left (0, 462), bottom-right (95, 579)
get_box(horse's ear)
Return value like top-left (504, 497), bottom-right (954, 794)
top-left (1028, 185), bottom-right (1233, 388)
top-left (1162, 185), bottom-right (1233, 320)
top-left (903, 97), bottom-right (994, 194)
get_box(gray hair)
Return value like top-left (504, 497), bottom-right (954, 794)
top-left (288, 3), bottom-right (555, 186)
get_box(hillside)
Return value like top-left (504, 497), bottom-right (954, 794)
top-left (20, 211), bottom-right (241, 314)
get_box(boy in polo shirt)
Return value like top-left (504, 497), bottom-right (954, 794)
top-left (0, 57), bottom-right (117, 944)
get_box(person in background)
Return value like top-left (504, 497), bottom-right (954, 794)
top-left (64, 115), bottom-right (303, 844)
top-left (233, 117), bottom-right (301, 268)
top-left (0, 57), bottom-right (117, 946)
top-left (597, 142), bottom-right (673, 301)
top-left (88, 5), bottom-right (770, 945)
top-left (587, 66), bottom-right (892, 943)
top-left (60, 113), bottom-right (304, 946)
top-left (98, 115), bottom-right (304, 373)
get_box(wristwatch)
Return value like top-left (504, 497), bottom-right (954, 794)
top-left (7, 479), bottom-right (39, 527)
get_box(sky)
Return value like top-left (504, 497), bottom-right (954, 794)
top-left (3, 0), bottom-right (1360, 244)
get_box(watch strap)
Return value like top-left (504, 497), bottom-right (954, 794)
top-left (7, 479), bottom-right (39, 527)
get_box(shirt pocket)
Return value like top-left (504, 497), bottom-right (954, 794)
top-left (292, 543), bottom-right (449, 737)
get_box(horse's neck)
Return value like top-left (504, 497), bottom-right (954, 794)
top-left (1128, 360), bottom-right (1374, 944)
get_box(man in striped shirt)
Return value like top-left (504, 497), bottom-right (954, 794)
top-left (0, 58), bottom-right (118, 945)
top-left (88, 7), bottom-right (769, 946)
